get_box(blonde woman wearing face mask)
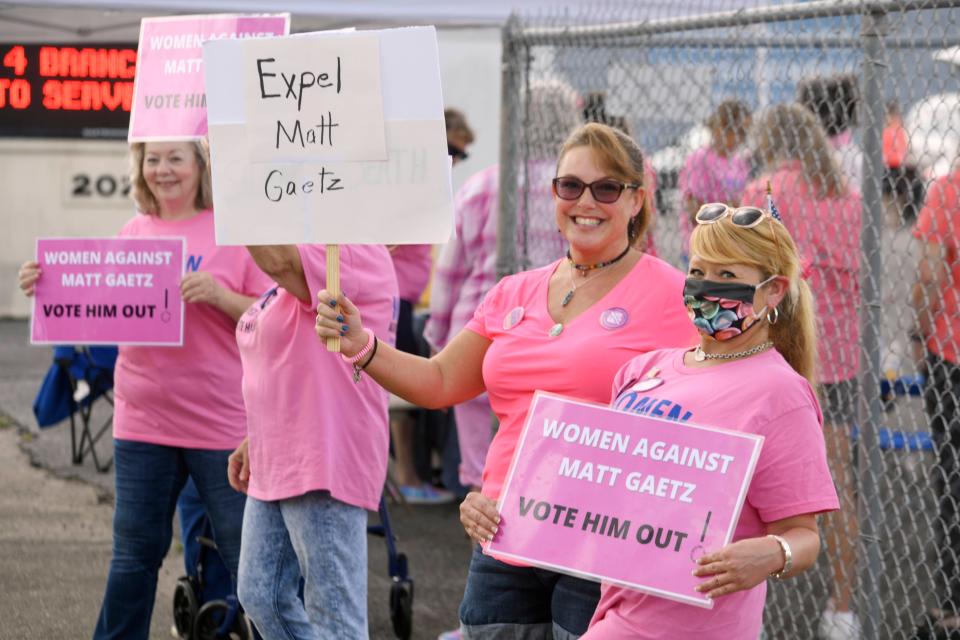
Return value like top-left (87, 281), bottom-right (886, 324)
top-left (584, 203), bottom-right (838, 639)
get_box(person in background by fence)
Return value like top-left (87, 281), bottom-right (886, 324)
top-left (676, 99), bottom-right (753, 264)
top-left (742, 102), bottom-right (862, 640)
top-left (318, 122), bottom-right (697, 640)
top-left (910, 162), bottom-right (960, 640)
top-left (797, 74), bottom-right (863, 195)
top-left (388, 108), bottom-right (476, 505)
top-left (19, 140), bottom-right (270, 640)
top-left (584, 201), bottom-right (839, 640)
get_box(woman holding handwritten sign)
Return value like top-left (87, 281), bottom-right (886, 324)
top-left (227, 242), bottom-right (398, 640)
top-left (582, 204), bottom-right (839, 639)
top-left (315, 122), bottom-right (696, 639)
top-left (18, 140), bottom-right (271, 640)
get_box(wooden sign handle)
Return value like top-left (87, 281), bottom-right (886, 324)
top-left (325, 244), bottom-right (340, 352)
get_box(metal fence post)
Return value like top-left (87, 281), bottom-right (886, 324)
top-left (496, 15), bottom-right (523, 280)
top-left (858, 8), bottom-right (888, 640)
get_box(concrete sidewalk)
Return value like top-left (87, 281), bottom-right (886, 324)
top-left (0, 319), bottom-right (468, 640)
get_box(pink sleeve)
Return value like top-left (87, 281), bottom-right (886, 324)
top-left (464, 277), bottom-right (505, 340)
top-left (747, 404), bottom-right (839, 522)
top-left (295, 244), bottom-right (328, 312)
top-left (241, 255), bottom-right (273, 297)
top-left (424, 170), bottom-right (493, 350)
top-left (391, 244), bottom-right (433, 302)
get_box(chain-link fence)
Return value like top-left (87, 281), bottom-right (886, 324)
top-left (496, 1), bottom-right (960, 638)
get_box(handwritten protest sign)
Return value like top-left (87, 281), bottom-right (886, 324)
top-left (31, 238), bottom-right (185, 346)
top-left (203, 26), bottom-right (453, 246)
top-left (129, 13), bottom-right (289, 141)
top-left (487, 392), bottom-right (763, 608)
top-left (244, 34), bottom-right (386, 162)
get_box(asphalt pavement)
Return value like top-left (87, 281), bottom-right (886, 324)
top-left (0, 319), bottom-right (469, 640)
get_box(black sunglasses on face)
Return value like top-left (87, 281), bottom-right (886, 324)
top-left (448, 144), bottom-right (468, 161)
top-left (552, 177), bottom-right (640, 204)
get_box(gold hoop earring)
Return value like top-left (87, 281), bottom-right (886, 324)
top-left (766, 306), bottom-right (780, 325)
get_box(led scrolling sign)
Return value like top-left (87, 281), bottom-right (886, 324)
top-left (0, 43), bottom-right (137, 139)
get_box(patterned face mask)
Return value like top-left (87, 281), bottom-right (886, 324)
top-left (682, 276), bottom-right (775, 341)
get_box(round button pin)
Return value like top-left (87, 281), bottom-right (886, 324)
top-left (503, 306), bottom-right (525, 331)
top-left (599, 307), bottom-right (629, 330)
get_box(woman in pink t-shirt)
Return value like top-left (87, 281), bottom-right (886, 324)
top-left (18, 140), bottom-right (270, 640)
top-left (742, 103), bottom-right (862, 639)
top-left (317, 122), bottom-right (697, 639)
top-left (677, 99), bottom-right (753, 262)
top-left (227, 243), bottom-right (398, 639)
top-left (583, 203), bottom-right (838, 639)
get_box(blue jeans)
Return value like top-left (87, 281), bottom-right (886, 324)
top-left (459, 545), bottom-right (600, 640)
top-left (92, 439), bottom-right (245, 640)
top-left (238, 491), bottom-right (368, 640)
top-left (178, 478), bottom-right (232, 603)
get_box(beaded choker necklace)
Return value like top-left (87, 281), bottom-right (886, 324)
top-left (566, 245), bottom-right (631, 273)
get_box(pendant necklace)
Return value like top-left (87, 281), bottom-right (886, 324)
top-left (561, 244), bottom-right (631, 308)
top-left (561, 265), bottom-right (605, 308)
top-left (693, 341), bottom-right (774, 362)
top-left (551, 245), bottom-right (631, 337)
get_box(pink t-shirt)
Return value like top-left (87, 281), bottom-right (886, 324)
top-left (742, 164), bottom-right (861, 383)
top-left (389, 244), bottom-right (432, 303)
top-left (465, 254), bottom-right (698, 500)
top-left (586, 348), bottom-right (838, 640)
top-left (236, 244), bottom-right (398, 509)
top-left (113, 210), bottom-right (271, 450)
top-left (677, 146), bottom-right (752, 254)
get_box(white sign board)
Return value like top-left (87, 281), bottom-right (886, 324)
top-left (203, 26), bottom-right (453, 246)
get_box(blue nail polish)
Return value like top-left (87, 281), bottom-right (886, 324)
top-left (329, 299), bottom-right (338, 308)
top-left (336, 315), bottom-right (344, 323)
top-left (341, 324), bottom-right (349, 332)
top-left (340, 329), bottom-right (346, 336)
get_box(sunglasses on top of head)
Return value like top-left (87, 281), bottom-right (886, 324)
top-left (694, 203), bottom-right (771, 228)
top-left (552, 177), bottom-right (640, 204)
top-left (448, 144), bottom-right (468, 162)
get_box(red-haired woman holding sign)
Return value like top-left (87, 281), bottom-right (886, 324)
top-left (316, 122), bottom-right (697, 639)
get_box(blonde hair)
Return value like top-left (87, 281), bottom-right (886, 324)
top-left (690, 214), bottom-right (818, 384)
top-left (751, 103), bottom-right (846, 199)
top-left (558, 122), bottom-right (650, 244)
top-left (129, 140), bottom-right (213, 215)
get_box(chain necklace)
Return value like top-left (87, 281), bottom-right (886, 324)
top-left (566, 244), bottom-right (631, 273)
top-left (561, 263), bottom-right (607, 307)
top-left (550, 250), bottom-right (631, 337)
top-left (693, 341), bottom-right (774, 362)
top-left (562, 245), bottom-right (631, 308)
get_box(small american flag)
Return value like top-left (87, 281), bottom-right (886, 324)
top-left (765, 181), bottom-right (782, 221)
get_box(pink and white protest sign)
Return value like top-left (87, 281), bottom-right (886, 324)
top-left (487, 391), bottom-right (763, 608)
top-left (31, 237), bottom-right (185, 346)
top-left (129, 13), bottom-right (289, 141)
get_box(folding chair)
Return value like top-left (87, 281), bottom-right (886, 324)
top-left (33, 345), bottom-right (118, 472)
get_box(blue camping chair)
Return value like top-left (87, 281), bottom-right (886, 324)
top-left (33, 345), bottom-right (117, 472)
